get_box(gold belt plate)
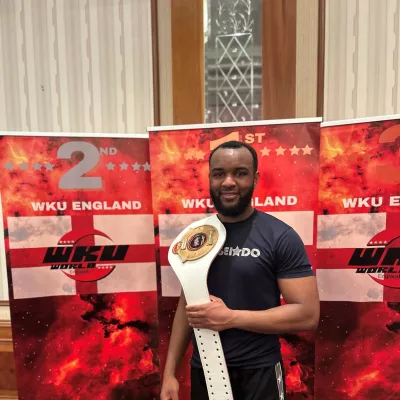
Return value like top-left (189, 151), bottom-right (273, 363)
top-left (172, 225), bottom-right (219, 263)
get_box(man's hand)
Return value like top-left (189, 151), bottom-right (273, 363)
top-left (185, 296), bottom-right (236, 331)
top-left (160, 375), bottom-right (179, 400)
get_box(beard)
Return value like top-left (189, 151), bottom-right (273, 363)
top-left (210, 185), bottom-right (254, 217)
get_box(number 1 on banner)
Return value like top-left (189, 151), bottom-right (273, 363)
top-left (209, 131), bottom-right (240, 150)
top-left (57, 141), bottom-right (102, 189)
top-left (377, 125), bottom-right (400, 183)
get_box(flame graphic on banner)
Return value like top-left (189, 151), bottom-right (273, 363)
top-left (11, 293), bottom-right (160, 399)
top-left (315, 302), bottom-right (400, 399)
top-left (319, 121), bottom-right (400, 214)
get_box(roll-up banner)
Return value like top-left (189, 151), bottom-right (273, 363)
top-left (316, 115), bottom-right (400, 399)
top-left (0, 132), bottom-right (160, 399)
top-left (148, 118), bottom-right (321, 399)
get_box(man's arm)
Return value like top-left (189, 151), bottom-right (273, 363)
top-left (231, 226), bottom-right (320, 334)
top-left (230, 275), bottom-right (320, 334)
top-left (186, 277), bottom-right (319, 334)
top-left (186, 227), bottom-right (320, 334)
top-left (163, 290), bottom-right (193, 378)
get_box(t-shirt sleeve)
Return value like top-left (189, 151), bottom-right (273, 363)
top-left (275, 227), bottom-right (314, 279)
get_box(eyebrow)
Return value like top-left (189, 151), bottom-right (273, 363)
top-left (235, 166), bottom-right (250, 170)
top-left (211, 166), bottom-right (250, 172)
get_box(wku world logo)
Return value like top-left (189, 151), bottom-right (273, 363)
top-left (41, 228), bottom-right (128, 282)
top-left (349, 228), bottom-right (400, 289)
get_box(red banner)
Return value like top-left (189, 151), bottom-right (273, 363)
top-left (2, 116), bottom-right (398, 399)
top-left (316, 117), bottom-right (400, 399)
top-left (149, 119), bottom-right (321, 399)
top-left (0, 134), bottom-right (160, 399)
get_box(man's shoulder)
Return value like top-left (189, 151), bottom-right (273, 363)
top-left (253, 209), bottom-right (293, 235)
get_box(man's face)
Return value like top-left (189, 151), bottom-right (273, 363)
top-left (209, 147), bottom-right (259, 217)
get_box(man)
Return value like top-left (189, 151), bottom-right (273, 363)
top-left (160, 141), bottom-right (320, 400)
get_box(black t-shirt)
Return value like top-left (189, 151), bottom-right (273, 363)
top-left (190, 208), bottom-right (314, 369)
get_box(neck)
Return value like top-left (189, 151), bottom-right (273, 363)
top-left (217, 205), bottom-right (255, 223)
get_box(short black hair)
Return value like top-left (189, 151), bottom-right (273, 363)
top-left (208, 140), bottom-right (258, 172)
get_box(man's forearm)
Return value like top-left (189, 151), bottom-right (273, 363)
top-left (231, 303), bottom-right (319, 334)
top-left (163, 292), bottom-right (192, 378)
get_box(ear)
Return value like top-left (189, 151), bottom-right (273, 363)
top-left (254, 171), bottom-right (260, 187)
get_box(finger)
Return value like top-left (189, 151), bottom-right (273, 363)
top-left (209, 295), bottom-right (221, 302)
top-left (187, 317), bottom-right (204, 326)
top-left (187, 308), bottom-right (209, 316)
top-left (161, 391), bottom-right (177, 400)
top-left (186, 304), bottom-right (207, 311)
top-left (171, 392), bottom-right (179, 400)
top-left (187, 316), bottom-right (204, 324)
top-left (189, 322), bottom-right (205, 329)
top-left (186, 311), bottom-right (203, 318)
top-left (188, 300), bottom-right (213, 309)
top-left (185, 306), bottom-right (199, 313)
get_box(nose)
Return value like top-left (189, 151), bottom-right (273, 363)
top-left (221, 175), bottom-right (236, 188)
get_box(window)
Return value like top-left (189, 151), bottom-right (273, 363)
top-left (204, 0), bottom-right (262, 123)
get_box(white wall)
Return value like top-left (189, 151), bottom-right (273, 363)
top-left (0, 0), bottom-right (155, 300)
top-left (324, 0), bottom-right (400, 121)
top-left (0, 0), bottom-right (154, 133)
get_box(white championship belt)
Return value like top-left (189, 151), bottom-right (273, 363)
top-left (168, 214), bottom-right (234, 400)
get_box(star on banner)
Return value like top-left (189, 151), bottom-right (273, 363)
top-left (260, 147), bottom-right (271, 156)
top-left (196, 150), bottom-right (206, 159)
top-left (119, 162), bottom-right (128, 170)
top-left (19, 162), bottom-right (28, 170)
top-left (184, 148), bottom-right (205, 160)
top-left (106, 162), bottom-right (115, 170)
top-left (289, 145), bottom-right (300, 155)
top-left (33, 163), bottom-right (42, 171)
top-left (302, 145), bottom-right (313, 155)
top-left (184, 149), bottom-right (197, 160)
top-left (369, 240), bottom-right (387, 245)
top-left (143, 162), bottom-right (151, 171)
top-left (4, 162), bottom-right (13, 170)
top-left (45, 162), bottom-right (54, 171)
top-left (132, 163), bottom-right (141, 171)
top-left (275, 146), bottom-right (286, 156)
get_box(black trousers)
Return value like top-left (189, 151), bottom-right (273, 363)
top-left (191, 361), bottom-right (286, 400)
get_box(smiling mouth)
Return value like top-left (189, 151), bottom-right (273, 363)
top-left (220, 193), bottom-right (239, 200)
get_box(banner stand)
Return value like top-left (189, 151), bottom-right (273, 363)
top-left (148, 117), bottom-right (322, 399)
top-left (0, 131), bottom-right (160, 399)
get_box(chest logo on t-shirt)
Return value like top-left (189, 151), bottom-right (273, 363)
top-left (218, 246), bottom-right (261, 258)
top-left (172, 225), bottom-right (219, 263)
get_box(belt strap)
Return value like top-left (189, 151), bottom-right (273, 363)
top-left (168, 214), bottom-right (234, 400)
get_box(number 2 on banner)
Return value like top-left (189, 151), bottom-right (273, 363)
top-left (57, 141), bottom-right (102, 189)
